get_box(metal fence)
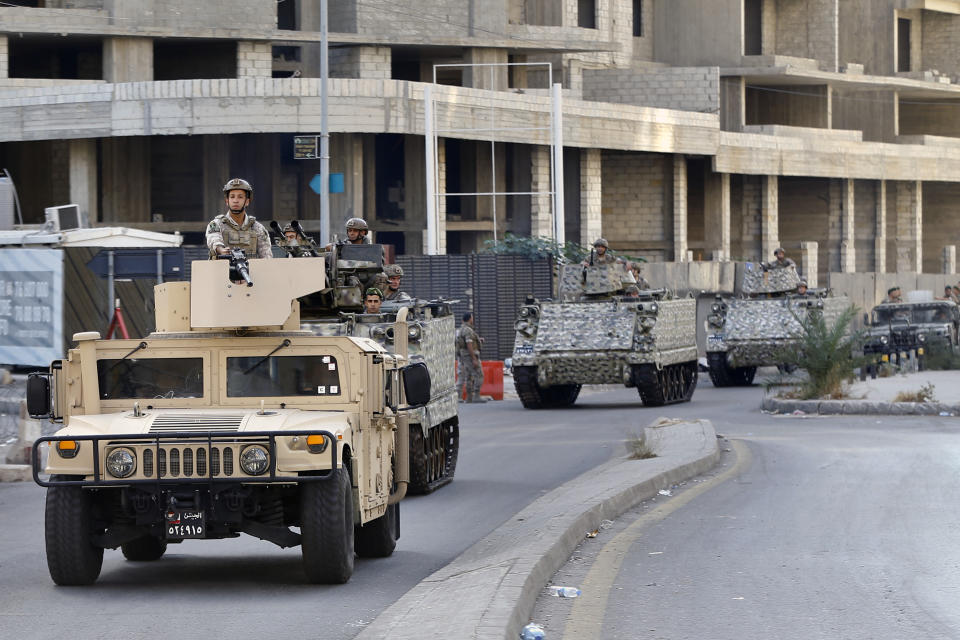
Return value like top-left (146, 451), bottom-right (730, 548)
top-left (397, 254), bottom-right (554, 360)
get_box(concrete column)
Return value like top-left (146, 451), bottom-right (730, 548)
top-left (203, 135), bottom-right (230, 221)
top-left (672, 155), bottom-right (688, 262)
top-left (530, 146), bottom-right (553, 238)
top-left (69, 139), bottom-right (98, 224)
top-left (103, 37), bottom-right (153, 83)
top-left (0, 35), bottom-right (8, 80)
top-left (874, 180), bottom-right (887, 273)
top-left (436, 140), bottom-right (447, 254)
top-left (463, 48), bottom-right (508, 90)
top-left (720, 76), bottom-right (745, 132)
top-left (896, 180), bottom-right (922, 273)
top-left (800, 241), bottom-right (819, 288)
top-left (580, 148), bottom-right (602, 247)
top-left (943, 246), bottom-right (956, 274)
top-left (761, 175), bottom-right (779, 261)
top-left (237, 41), bottom-right (272, 78)
top-left (840, 178), bottom-right (856, 273)
top-left (705, 171), bottom-right (731, 261)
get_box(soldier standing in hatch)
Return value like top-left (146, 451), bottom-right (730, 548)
top-left (584, 238), bottom-right (619, 266)
top-left (457, 312), bottom-right (486, 403)
top-left (383, 264), bottom-right (411, 302)
top-left (206, 178), bottom-right (273, 259)
top-left (764, 247), bottom-right (796, 271)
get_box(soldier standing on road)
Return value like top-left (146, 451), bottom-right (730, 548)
top-left (383, 264), bottom-right (411, 302)
top-left (457, 312), bottom-right (486, 403)
top-left (206, 178), bottom-right (273, 259)
top-left (881, 286), bottom-right (902, 304)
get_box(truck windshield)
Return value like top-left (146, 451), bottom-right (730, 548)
top-left (874, 305), bottom-right (952, 324)
top-left (97, 358), bottom-right (204, 399)
top-left (226, 355), bottom-right (342, 397)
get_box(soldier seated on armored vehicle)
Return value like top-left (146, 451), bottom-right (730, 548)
top-left (363, 287), bottom-right (383, 314)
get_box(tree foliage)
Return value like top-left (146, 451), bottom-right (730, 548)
top-left (780, 304), bottom-right (865, 400)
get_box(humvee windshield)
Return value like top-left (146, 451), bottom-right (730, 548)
top-left (226, 355), bottom-right (342, 397)
top-left (97, 358), bottom-right (204, 399)
top-left (873, 303), bottom-right (954, 325)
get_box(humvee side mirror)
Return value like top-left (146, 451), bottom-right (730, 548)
top-left (401, 362), bottom-right (431, 408)
top-left (27, 373), bottom-right (51, 418)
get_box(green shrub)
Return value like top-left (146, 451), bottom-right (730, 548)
top-left (779, 305), bottom-right (865, 400)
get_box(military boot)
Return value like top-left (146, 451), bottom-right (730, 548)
top-left (470, 391), bottom-right (487, 404)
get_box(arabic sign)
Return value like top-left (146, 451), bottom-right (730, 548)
top-left (294, 135), bottom-right (319, 159)
top-left (0, 249), bottom-right (63, 365)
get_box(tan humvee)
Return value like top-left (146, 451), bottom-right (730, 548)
top-left (28, 256), bottom-right (430, 586)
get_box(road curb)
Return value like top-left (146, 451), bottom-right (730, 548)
top-left (762, 396), bottom-right (957, 416)
top-left (356, 418), bottom-right (719, 640)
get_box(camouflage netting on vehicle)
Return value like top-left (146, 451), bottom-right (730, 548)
top-left (558, 263), bottom-right (635, 300)
top-left (535, 305), bottom-right (635, 351)
top-left (741, 263), bottom-right (802, 295)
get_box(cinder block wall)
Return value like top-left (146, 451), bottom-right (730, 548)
top-left (854, 180), bottom-right (878, 272)
top-left (921, 12), bottom-right (960, 81)
top-left (601, 151), bottom-right (669, 261)
top-left (922, 183), bottom-right (960, 273)
top-left (582, 67), bottom-right (719, 113)
top-left (329, 47), bottom-right (391, 79)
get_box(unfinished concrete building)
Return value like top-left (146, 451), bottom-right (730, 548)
top-left (1, 0), bottom-right (960, 283)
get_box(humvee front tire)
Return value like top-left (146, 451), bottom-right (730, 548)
top-left (121, 536), bottom-right (167, 562)
top-left (514, 366), bottom-right (581, 409)
top-left (301, 467), bottom-right (354, 584)
top-left (45, 475), bottom-right (104, 586)
top-left (355, 502), bottom-right (398, 558)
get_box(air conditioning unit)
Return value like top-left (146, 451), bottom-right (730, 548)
top-left (44, 204), bottom-right (89, 231)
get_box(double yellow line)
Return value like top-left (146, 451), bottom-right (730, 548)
top-left (561, 439), bottom-right (752, 638)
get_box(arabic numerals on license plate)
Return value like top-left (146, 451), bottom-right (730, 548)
top-left (516, 345), bottom-right (533, 355)
top-left (707, 335), bottom-right (723, 345)
top-left (168, 523), bottom-right (204, 537)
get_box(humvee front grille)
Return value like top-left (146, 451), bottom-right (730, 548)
top-left (140, 444), bottom-right (239, 479)
top-left (149, 414), bottom-right (245, 433)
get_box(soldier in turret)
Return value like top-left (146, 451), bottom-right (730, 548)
top-left (363, 287), bottom-right (383, 314)
top-left (206, 178), bottom-right (273, 259)
top-left (584, 238), bottom-right (619, 266)
top-left (383, 264), bottom-right (411, 302)
top-left (764, 247), bottom-right (796, 271)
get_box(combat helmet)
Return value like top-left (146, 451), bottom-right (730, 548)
top-left (593, 238), bottom-right (609, 248)
top-left (222, 178), bottom-right (253, 195)
top-left (384, 264), bottom-right (404, 278)
top-left (345, 217), bottom-right (368, 231)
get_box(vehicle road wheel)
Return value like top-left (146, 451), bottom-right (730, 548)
top-left (513, 366), bottom-right (545, 409)
top-left (737, 366), bottom-right (757, 386)
top-left (408, 426), bottom-right (429, 494)
top-left (707, 352), bottom-right (734, 387)
top-left (121, 535), bottom-right (167, 562)
top-left (45, 475), bottom-right (104, 586)
top-left (355, 502), bottom-right (399, 558)
top-left (301, 467), bottom-right (354, 584)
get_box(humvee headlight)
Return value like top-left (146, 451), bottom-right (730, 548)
top-left (306, 434), bottom-right (329, 454)
top-left (56, 440), bottom-right (80, 459)
top-left (240, 445), bottom-right (270, 475)
top-left (105, 447), bottom-right (136, 478)
top-left (408, 326), bottom-right (422, 342)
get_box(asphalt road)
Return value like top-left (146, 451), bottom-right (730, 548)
top-left (532, 402), bottom-right (960, 639)
top-left (0, 377), bottom-right (741, 640)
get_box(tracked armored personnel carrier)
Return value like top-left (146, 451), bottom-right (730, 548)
top-left (294, 241), bottom-right (459, 494)
top-left (27, 256), bottom-right (430, 585)
top-left (511, 263), bottom-right (698, 408)
top-left (705, 264), bottom-right (849, 386)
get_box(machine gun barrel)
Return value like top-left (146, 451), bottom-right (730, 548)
top-left (291, 220), bottom-right (320, 257)
top-left (269, 220), bottom-right (284, 242)
top-left (218, 248), bottom-right (254, 287)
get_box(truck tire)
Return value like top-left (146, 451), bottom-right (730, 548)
top-left (121, 536), bottom-right (167, 561)
top-left (300, 467), bottom-right (354, 584)
top-left (45, 475), bottom-right (104, 586)
top-left (355, 502), bottom-right (398, 558)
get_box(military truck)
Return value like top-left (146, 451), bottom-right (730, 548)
top-left (293, 241), bottom-right (459, 494)
top-left (863, 294), bottom-right (959, 357)
top-left (705, 264), bottom-right (849, 386)
top-left (511, 262), bottom-right (698, 408)
top-left (27, 256), bottom-right (430, 585)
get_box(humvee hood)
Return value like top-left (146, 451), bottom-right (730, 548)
top-left (56, 408), bottom-right (355, 438)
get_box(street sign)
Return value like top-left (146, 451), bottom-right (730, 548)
top-left (86, 248), bottom-right (184, 279)
top-left (294, 135), bottom-right (319, 159)
top-left (0, 249), bottom-right (63, 366)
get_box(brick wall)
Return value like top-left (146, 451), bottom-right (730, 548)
top-left (134, 0), bottom-right (275, 30)
top-left (779, 177), bottom-right (830, 281)
top-left (330, 46), bottom-right (391, 80)
top-left (854, 179), bottom-right (878, 273)
top-left (601, 151), bottom-right (669, 261)
top-left (237, 41), bottom-right (272, 78)
top-left (580, 148), bottom-right (602, 246)
top-left (356, 0), bottom-right (470, 37)
top-left (730, 174), bottom-right (763, 262)
top-left (921, 12), bottom-right (960, 82)
top-left (0, 35), bottom-right (7, 80)
top-left (921, 182), bottom-right (960, 273)
top-left (582, 66), bottom-right (719, 114)
top-left (774, 0), bottom-right (838, 71)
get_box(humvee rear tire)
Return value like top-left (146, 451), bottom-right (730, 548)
top-left (45, 475), bottom-right (104, 586)
top-left (355, 502), bottom-right (398, 558)
top-left (301, 467), bottom-right (354, 584)
top-left (514, 366), bottom-right (581, 409)
top-left (121, 536), bottom-right (167, 561)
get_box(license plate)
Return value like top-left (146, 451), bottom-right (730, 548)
top-left (515, 344), bottom-right (534, 355)
top-left (165, 509), bottom-right (205, 539)
top-left (707, 334), bottom-right (724, 346)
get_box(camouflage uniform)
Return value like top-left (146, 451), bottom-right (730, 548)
top-left (763, 256), bottom-right (797, 271)
top-left (206, 213), bottom-right (272, 259)
top-left (456, 322), bottom-right (484, 401)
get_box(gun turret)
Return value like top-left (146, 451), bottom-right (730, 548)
top-left (217, 248), bottom-right (254, 287)
top-left (299, 242), bottom-right (386, 319)
top-left (291, 220), bottom-right (320, 257)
